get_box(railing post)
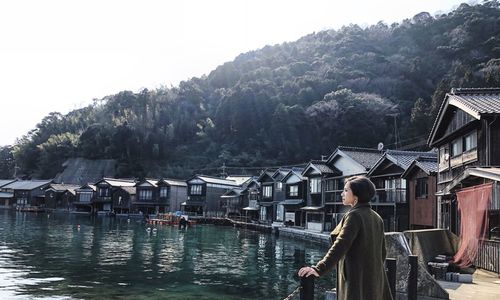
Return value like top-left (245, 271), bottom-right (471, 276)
top-left (300, 275), bottom-right (314, 300)
top-left (385, 258), bottom-right (396, 299)
top-left (408, 255), bottom-right (418, 300)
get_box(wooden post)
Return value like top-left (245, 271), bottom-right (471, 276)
top-left (408, 255), bottom-right (418, 300)
top-left (300, 275), bottom-right (314, 300)
top-left (385, 258), bottom-right (397, 299)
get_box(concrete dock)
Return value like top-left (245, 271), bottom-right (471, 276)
top-left (276, 226), bottom-right (500, 299)
top-left (438, 269), bottom-right (500, 300)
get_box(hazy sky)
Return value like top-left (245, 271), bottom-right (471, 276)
top-left (0, 0), bottom-right (469, 146)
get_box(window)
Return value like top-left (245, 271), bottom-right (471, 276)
top-left (260, 206), bottom-right (267, 221)
top-left (385, 179), bottom-right (395, 190)
top-left (310, 178), bottom-right (321, 194)
top-left (307, 213), bottom-right (322, 223)
top-left (289, 185), bottom-right (299, 197)
top-left (190, 185), bottom-right (202, 195)
top-left (139, 189), bottom-right (152, 200)
top-left (276, 204), bottom-right (284, 222)
top-left (275, 182), bottom-right (283, 191)
top-left (262, 185), bottom-right (272, 198)
top-left (325, 179), bottom-right (334, 191)
top-left (451, 138), bottom-right (462, 157)
top-left (384, 178), bottom-right (406, 203)
top-left (384, 178), bottom-right (406, 189)
top-left (98, 187), bottom-right (110, 197)
top-left (325, 178), bottom-right (344, 191)
top-left (415, 178), bottom-right (428, 198)
top-left (16, 198), bottom-right (28, 205)
top-left (79, 192), bottom-right (92, 203)
top-left (463, 132), bottom-right (477, 152)
top-left (160, 187), bottom-right (168, 198)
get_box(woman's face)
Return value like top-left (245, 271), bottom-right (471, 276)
top-left (342, 182), bottom-right (357, 206)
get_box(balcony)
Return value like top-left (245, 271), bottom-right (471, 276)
top-left (94, 196), bottom-right (112, 202)
top-left (324, 191), bottom-right (342, 203)
top-left (133, 198), bottom-right (168, 205)
top-left (374, 189), bottom-right (406, 204)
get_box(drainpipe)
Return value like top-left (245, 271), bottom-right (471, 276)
top-left (487, 116), bottom-right (498, 165)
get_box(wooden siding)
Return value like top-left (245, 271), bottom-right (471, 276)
top-left (112, 189), bottom-right (132, 211)
top-left (169, 185), bottom-right (187, 212)
top-left (407, 169), bottom-right (437, 228)
top-left (491, 119), bottom-right (500, 165)
top-left (444, 108), bottom-right (475, 137)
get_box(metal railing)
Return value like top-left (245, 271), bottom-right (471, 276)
top-left (474, 239), bottom-right (500, 274)
top-left (293, 255), bottom-right (418, 300)
top-left (374, 189), bottom-right (407, 203)
top-left (324, 191), bottom-right (342, 203)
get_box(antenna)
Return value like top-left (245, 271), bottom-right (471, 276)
top-left (220, 163), bottom-right (227, 178)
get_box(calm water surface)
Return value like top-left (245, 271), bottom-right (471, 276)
top-left (0, 210), bottom-right (334, 299)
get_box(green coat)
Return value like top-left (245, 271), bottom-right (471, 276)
top-left (312, 203), bottom-right (392, 300)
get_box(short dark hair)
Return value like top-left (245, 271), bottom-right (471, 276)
top-left (345, 176), bottom-right (376, 203)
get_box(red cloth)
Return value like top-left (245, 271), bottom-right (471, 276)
top-left (453, 183), bottom-right (492, 267)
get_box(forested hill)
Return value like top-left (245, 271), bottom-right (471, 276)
top-left (2, 1), bottom-right (500, 179)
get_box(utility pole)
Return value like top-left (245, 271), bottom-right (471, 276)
top-left (387, 113), bottom-right (399, 150)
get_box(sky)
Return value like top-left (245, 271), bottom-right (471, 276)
top-left (0, 0), bottom-right (471, 146)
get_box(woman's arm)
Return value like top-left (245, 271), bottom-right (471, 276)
top-left (312, 212), bottom-right (361, 276)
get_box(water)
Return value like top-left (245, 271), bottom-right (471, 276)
top-left (0, 210), bottom-right (335, 299)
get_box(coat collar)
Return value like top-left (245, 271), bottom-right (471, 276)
top-left (350, 202), bottom-right (371, 211)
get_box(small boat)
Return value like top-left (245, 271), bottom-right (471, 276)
top-left (19, 206), bottom-right (45, 213)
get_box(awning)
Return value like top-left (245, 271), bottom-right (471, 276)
top-left (300, 206), bottom-right (324, 211)
top-left (279, 199), bottom-right (304, 206)
top-left (180, 202), bottom-right (187, 206)
top-left (442, 167), bottom-right (500, 195)
top-left (243, 207), bottom-right (259, 211)
top-left (220, 194), bottom-right (240, 198)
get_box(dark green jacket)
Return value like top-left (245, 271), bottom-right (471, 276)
top-left (312, 203), bottom-right (392, 300)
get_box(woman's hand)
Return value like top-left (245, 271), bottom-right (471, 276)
top-left (298, 266), bottom-right (319, 278)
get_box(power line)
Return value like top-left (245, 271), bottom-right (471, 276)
top-left (384, 133), bottom-right (429, 147)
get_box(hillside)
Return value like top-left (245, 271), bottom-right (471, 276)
top-left (3, 1), bottom-right (500, 179)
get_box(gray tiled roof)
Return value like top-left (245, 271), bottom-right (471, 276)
top-left (449, 88), bottom-right (500, 115)
top-left (257, 171), bottom-right (275, 182)
top-left (119, 186), bottom-right (137, 195)
top-left (428, 88), bottom-right (500, 146)
top-left (76, 184), bottom-right (97, 191)
top-left (99, 178), bottom-right (136, 187)
top-left (385, 150), bottom-right (437, 170)
top-left (3, 180), bottom-right (53, 190)
top-left (338, 146), bottom-right (383, 169)
top-left (302, 160), bottom-right (341, 177)
top-left (47, 183), bottom-right (81, 192)
top-left (0, 179), bottom-right (16, 188)
top-left (226, 175), bottom-right (252, 185)
top-left (142, 179), bottom-right (159, 187)
top-left (160, 178), bottom-right (187, 187)
top-left (402, 156), bottom-right (438, 178)
top-left (309, 161), bottom-right (335, 174)
top-left (414, 157), bottom-right (438, 174)
top-left (284, 170), bottom-right (305, 181)
top-left (221, 188), bottom-right (244, 197)
top-left (272, 168), bottom-right (292, 181)
top-left (195, 175), bottom-right (239, 187)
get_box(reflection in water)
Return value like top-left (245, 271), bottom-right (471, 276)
top-left (0, 210), bottom-right (334, 299)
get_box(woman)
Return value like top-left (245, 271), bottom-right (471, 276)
top-left (298, 176), bottom-right (392, 300)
